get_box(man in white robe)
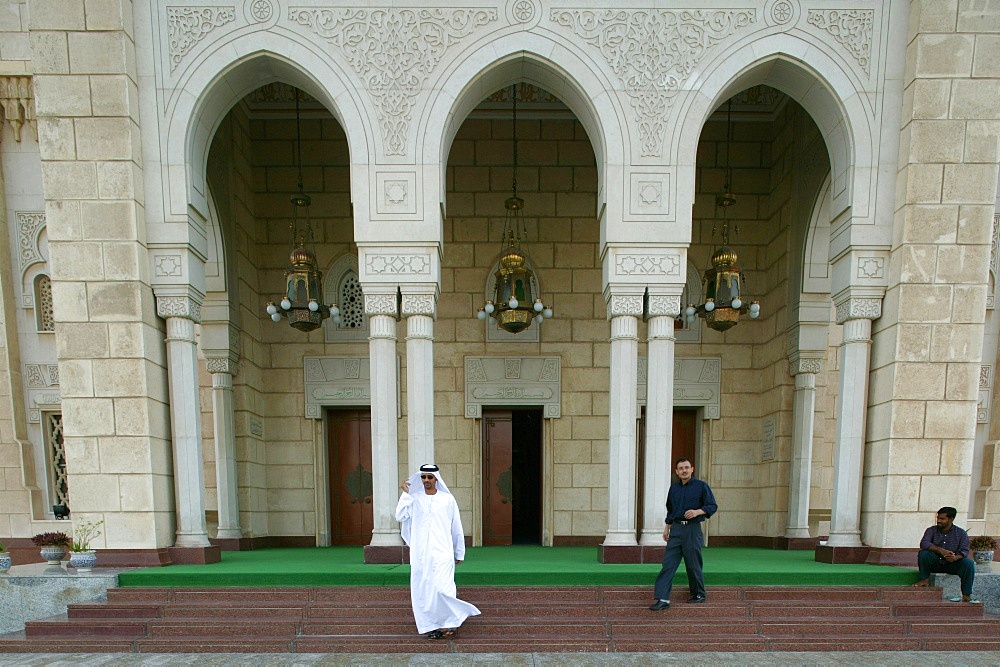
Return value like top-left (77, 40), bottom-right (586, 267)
top-left (395, 463), bottom-right (481, 639)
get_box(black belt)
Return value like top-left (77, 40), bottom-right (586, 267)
top-left (675, 520), bottom-right (691, 525)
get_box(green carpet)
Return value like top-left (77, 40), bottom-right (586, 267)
top-left (117, 547), bottom-right (920, 588)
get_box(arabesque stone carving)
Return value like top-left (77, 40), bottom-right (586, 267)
top-left (806, 9), bottom-right (873, 75)
top-left (167, 6), bottom-right (237, 73)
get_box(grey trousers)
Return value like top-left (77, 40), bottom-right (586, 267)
top-left (653, 522), bottom-right (705, 601)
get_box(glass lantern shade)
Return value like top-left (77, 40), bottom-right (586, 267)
top-left (283, 245), bottom-right (329, 332)
top-left (492, 246), bottom-right (536, 334)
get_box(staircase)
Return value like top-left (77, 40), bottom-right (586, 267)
top-left (1, 585), bottom-right (998, 654)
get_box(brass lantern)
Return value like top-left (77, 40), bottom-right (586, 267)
top-left (685, 100), bottom-right (760, 332)
top-left (477, 85), bottom-right (553, 333)
top-left (265, 88), bottom-right (339, 332)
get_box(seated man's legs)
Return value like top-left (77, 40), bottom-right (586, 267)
top-left (917, 549), bottom-right (942, 581)
top-left (952, 557), bottom-right (976, 597)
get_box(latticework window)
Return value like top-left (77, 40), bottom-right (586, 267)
top-left (338, 274), bottom-right (364, 330)
top-left (37, 274), bottom-right (54, 331)
top-left (45, 412), bottom-right (69, 505)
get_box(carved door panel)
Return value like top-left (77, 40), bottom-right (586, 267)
top-left (328, 409), bottom-right (374, 545)
top-left (482, 410), bottom-right (513, 546)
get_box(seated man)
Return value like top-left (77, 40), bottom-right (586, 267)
top-left (912, 506), bottom-right (978, 603)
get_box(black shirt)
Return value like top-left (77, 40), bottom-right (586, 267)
top-left (666, 477), bottom-right (718, 524)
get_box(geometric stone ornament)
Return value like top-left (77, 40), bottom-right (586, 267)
top-left (551, 8), bottom-right (757, 157)
top-left (303, 356), bottom-right (402, 419)
top-left (835, 297), bottom-right (881, 324)
top-left (156, 295), bottom-right (203, 323)
top-left (167, 6), bottom-right (237, 73)
top-left (979, 365), bottom-right (993, 424)
top-left (375, 172), bottom-right (417, 216)
top-left (764, 0), bottom-right (798, 27)
top-left (629, 171), bottom-right (672, 218)
top-left (637, 356), bottom-right (721, 419)
top-left (761, 413), bottom-right (776, 462)
top-left (806, 9), bottom-right (874, 76)
top-left (464, 356), bottom-right (561, 418)
top-left (290, 7), bottom-right (498, 156)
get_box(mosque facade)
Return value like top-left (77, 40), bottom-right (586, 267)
top-left (0, 0), bottom-right (998, 565)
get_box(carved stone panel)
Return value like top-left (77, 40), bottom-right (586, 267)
top-left (464, 356), bottom-right (561, 418)
top-left (637, 356), bottom-right (721, 419)
top-left (304, 355), bottom-right (403, 419)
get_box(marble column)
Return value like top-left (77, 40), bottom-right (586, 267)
top-left (640, 297), bottom-right (681, 545)
top-left (366, 294), bottom-right (403, 547)
top-left (827, 297), bottom-right (881, 548)
top-left (206, 355), bottom-right (241, 540)
top-left (603, 293), bottom-right (643, 547)
top-left (403, 293), bottom-right (436, 472)
top-left (786, 356), bottom-right (821, 539)
top-left (157, 294), bottom-right (211, 548)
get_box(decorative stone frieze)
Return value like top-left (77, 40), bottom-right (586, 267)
top-left (806, 9), bottom-right (874, 75)
top-left (637, 357), bottom-right (721, 419)
top-left (835, 297), bottom-right (881, 324)
top-left (761, 414), bottom-right (776, 461)
top-left (365, 253), bottom-right (432, 276)
top-left (304, 356), bottom-right (381, 418)
top-left (551, 8), bottom-right (756, 157)
top-left (15, 212), bottom-right (45, 279)
top-left (167, 6), bottom-right (237, 73)
top-left (0, 76), bottom-right (36, 142)
top-left (980, 365), bottom-right (992, 424)
top-left (464, 356), bottom-right (561, 418)
top-left (205, 357), bottom-right (237, 375)
top-left (788, 356), bottom-right (823, 376)
top-left (25, 364), bottom-right (59, 388)
top-left (615, 253), bottom-right (681, 277)
top-left (289, 6), bottom-right (497, 156)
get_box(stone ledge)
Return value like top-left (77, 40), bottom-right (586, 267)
top-left (0, 563), bottom-right (128, 634)
top-left (931, 561), bottom-right (1000, 614)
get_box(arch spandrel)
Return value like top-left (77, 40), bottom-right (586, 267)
top-left (160, 37), bottom-right (372, 231)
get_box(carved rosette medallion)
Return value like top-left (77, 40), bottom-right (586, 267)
top-left (647, 295), bottom-right (682, 317)
top-left (289, 7), bottom-right (497, 156)
top-left (806, 9), bottom-right (873, 75)
top-left (167, 6), bottom-right (237, 73)
top-left (765, 0), bottom-right (797, 26)
top-left (608, 294), bottom-right (644, 318)
top-left (835, 297), bottom-right (881, 324)
top-left (507, 0), bottom-right (539, 26)
top-left (551, 9), bottom-right (756, 157)
top-left (245, 0), bottom-right (274, 24)
top-left (156, 295), bottom-right (203, 323)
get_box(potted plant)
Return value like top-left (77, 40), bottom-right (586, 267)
top-left (69, 519), bottom-right (103, 572)
top-left (0, 540), bottom-right (10, 573)
top-left (31, 531), bottom-right (72, 564)
top-left (970, 534), bottom-right (997, 565)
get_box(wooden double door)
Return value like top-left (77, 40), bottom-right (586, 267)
top-left (482, 408), bottom-right (543, 545)
top-left (327, 409), bottom-right (373, 545)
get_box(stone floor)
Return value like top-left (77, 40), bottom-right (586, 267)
top-left (2, 653), bottom-right (1000, 666)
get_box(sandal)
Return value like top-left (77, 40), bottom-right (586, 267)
top-left (441, 628), bottom-right (456, 638)
top-left (427, 630), bottom-right (444, 640)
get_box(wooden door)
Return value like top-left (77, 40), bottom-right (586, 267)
top-left (636, 408), bottom-right (699, 526)
top-left (327, 409), bottom-right (373, 545)
top-left (482, 410), bottom-right (513, 545)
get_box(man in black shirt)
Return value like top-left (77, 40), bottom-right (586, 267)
top-left (649, 458), bottom-right (718, 610)
top-left (912, 506), bottom-right (978, 602)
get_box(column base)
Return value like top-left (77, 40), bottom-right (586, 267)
top-left (364, 545), bottom-right (409, 564)
top-left (598, 544), bottom-right (665, 564)
top-left (814, 543), bottom-right (870, 564)
top-left (167, 545), bottom-right (222, 565)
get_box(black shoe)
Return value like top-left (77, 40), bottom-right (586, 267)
top-left (687, 595), bottom-right (706, 603)
top-left (648, 600), bottom-right (671, 611)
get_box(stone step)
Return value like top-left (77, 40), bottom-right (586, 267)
top-left (24, 617), bottom-right (147, 638)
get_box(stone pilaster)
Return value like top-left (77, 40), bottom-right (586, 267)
top-left (156, 293), bottom-right (212, 550)
top-left (402, 291), bottom-right (437, 473)
top-left (602, 291), bottom-right (643, 549)
top-left (786, 354), bottom-right (822, 540)
top-left (640, 294), bottom-right (681, 547)
top-left (205, 354), bottom-right (241, 541)
top-left (364, 291), bottom-right (404, 552)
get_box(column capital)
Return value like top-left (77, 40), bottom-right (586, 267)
top-left (155, 289), bottom-right (203, 323)
top-left (364, 291), bottom-right (399, 318)
top-left (401, 292), bottom-right (437, 318)
top-left (833, 291), bottom-right (883, 325)
top-left (205, 355), bottom-right (238, 376)
top-left (604, 285), bottom-right (644, 318)
top-left (788, 353), bottom-right (823, 376)
top-left (646, 294), bottom-right (682, 318)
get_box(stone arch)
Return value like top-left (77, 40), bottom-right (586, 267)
top-left (672, 36), bottom-right (882, 240)
top-left (165, 37), bottom-right (372, 225)
top-left (419, 35), bottom-right (629, 224)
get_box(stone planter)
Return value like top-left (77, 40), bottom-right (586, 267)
top-left (39, 546), bottom-right (66, 564)
top-left (69, 550), bottom-right (97, 572)
top-left (0, 552), bottom-right (10, 573)
top-left (973, 549), bottom-right (994, 565)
